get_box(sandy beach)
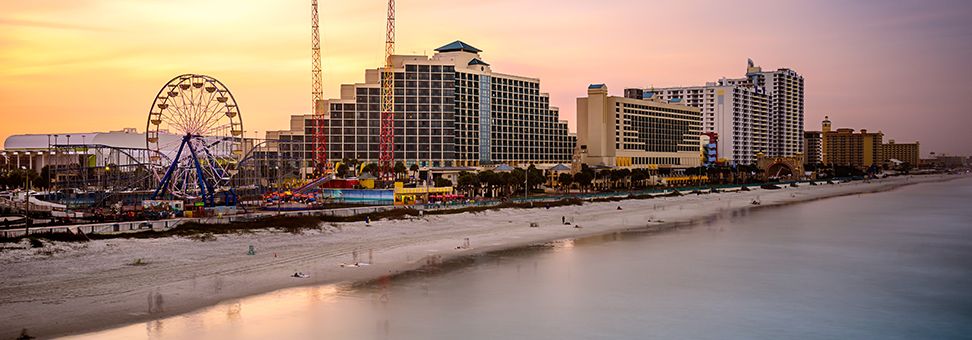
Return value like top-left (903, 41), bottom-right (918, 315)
top-left (0, 174), bottom-right (964, 339)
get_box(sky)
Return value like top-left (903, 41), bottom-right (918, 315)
top-left (1, 0), bottom-right (970, 156)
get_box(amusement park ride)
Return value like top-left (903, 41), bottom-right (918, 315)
top-left (378, 0), bottom-right (396, 180)
top-left (11, 2), bottom-right (425, 221)
top-left (146, 74), bottom-right (243, 206)
top-left (311, 0), bottom-right (328, 176)
top-left (147, 0), bottom-right (398, 206)
top-left (307, 0), bottom-right (395, 185)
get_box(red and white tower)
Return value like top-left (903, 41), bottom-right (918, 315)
top-left (378, 0), bottom-right (396, 180)
top-left (311, 0), bottom-right (328, 175)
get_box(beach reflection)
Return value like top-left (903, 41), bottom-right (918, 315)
top-left (64, 284), bottom-right (349, 340)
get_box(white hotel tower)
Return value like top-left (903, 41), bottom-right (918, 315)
top-left (630, 60), bottom-right (804, 165)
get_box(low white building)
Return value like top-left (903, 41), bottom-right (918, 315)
top-left (0, 128), bottom-right (178, 173)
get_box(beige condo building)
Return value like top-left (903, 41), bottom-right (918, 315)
top-left (804, 130), bottom-right (822, 165)
top-left (882, 140), bottom-right (920, 166)
top-left (821, 117), bottom-right (884, 169)
top-left (577, 84), bottom-right (702, 169)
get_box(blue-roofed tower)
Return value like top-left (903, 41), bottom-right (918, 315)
top-left (265, 40), bottom-right (576, 173)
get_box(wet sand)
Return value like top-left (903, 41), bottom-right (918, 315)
top-left (0, 174), bottom-right (963, 339)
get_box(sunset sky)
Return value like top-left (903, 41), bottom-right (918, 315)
top-left (1, 0), bottom-right (970, 155)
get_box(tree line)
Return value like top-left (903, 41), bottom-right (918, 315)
top-left (454, 165), bottom-right (546, 198)
top-left (0, 166), bottom-right (50, 190)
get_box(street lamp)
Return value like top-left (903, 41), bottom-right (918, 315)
top-left (48, 150), bottom-right (56, 189)
top-left (47, 142), bottom-right (56, 191)
top-left (274, 165), bottom-right (282, 214)
top-left (524, 167), bottom-right (529, 199)
top-left (21, 166), bottom-right (31, 228)
top-left (104, 165), bottom-right (111, 191)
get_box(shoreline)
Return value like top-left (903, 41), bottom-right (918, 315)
top-left (0, 174), bottom-right (966, 339)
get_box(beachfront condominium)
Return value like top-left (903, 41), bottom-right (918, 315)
top-left (265, 41), bottom-right (575, 176)
top-left (804, 130), bottom-right (823, 165)
top-left (638, 75), bottom-right (769, 165)
top-left (882, 140), bottom-right (920, 166)
top-left (821, 117), bottom-right (884, 170)
top-left (640, 60), bottom-right (803, 164)
top-left (745, 60), bottom-right (805, 158)
top-left (577, 84), bottom-right (703, 170)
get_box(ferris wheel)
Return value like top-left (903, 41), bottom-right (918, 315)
top-left (146, 74), bottom-right (243, 206)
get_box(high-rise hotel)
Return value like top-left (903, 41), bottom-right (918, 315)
top-left (746, 61), bottom-right (805, 158)
top-left (630, 60), bottom-right (803, 165)
top-left (577, 84), bottom-right (702, 170)
top-left (637, 77), bottom-right (769, 165)
top-left (820, 117), bottom-right (884, 170)
top-left (266, 41), bottom-right (575, 176)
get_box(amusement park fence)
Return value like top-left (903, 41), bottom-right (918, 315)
top-left (0, 218), bottom-right (187, 239)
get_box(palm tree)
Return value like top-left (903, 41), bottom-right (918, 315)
top-left (477, 171), bottom-right (496, 197)
top-left (409, 163), bottom-right (420, 182)
top-left (631, 169), bottom-right (647, 189)
top-left (498, 172), bottom-right (514, 197)
top-left (336, 163), bottom-right (350, 178)
top-left (617, 168), bottom-right (631, 190)
top-left (457, 171), bottom-right (480, 197)
top-left (345, 158), bottom-right (359, 177)
top-left (394, 161), bottom-right (407, 181)
top-left (526, 165), bottom-right (544, 193)
top-left (433, 177), bottom-right (453, 187)
top-left (573, 171), bottom-right (593, 192)
top-left (361, 163), bottom-right (379, 177)
top-left (597, 169), bottom-right (612, 191)
top-left (606, 169), bottom-right (631, 190)
top-left (558, 173), bottom-right (573, 193)
top-left (511, 169), bottom-right (526, 196)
